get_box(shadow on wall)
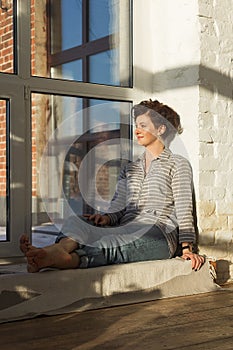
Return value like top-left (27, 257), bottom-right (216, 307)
top-left (135, 63), bottom-right (233, 99)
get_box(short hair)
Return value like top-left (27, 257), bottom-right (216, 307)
top-left (132, 99), bottom-right (183, 140)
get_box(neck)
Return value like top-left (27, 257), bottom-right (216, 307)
top-left (145, 141), bottom-right (165, 159)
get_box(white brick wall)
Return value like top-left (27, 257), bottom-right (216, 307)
top-left (198, 0), bottom-right (233, 282)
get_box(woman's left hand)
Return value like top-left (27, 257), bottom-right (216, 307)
top-left (181, 252), bottom-right (205, 271)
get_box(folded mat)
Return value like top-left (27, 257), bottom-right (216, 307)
top-left (0, 258), bottom-right (220, 323)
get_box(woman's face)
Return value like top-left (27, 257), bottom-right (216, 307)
top-left (134, 113), bottom-right (160, 147)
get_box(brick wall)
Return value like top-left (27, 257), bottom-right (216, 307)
top-left (198, 0), bottom-right (233, 282)
top-left (0, 3), bottom-right (13, 202)
top-left (0, 2), bottom-right (14, 73)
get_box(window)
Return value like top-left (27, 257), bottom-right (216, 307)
top-left (0, 0), bottom-right (134, 259)
top-left (33, 0), bottom-right (132, 86)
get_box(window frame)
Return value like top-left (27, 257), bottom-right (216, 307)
top-left (0, 0), bottom-right (143, 260)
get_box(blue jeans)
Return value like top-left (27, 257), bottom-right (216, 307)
top-left (56, 216), bottom-right (170, 268)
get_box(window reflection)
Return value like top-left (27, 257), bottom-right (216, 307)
top-left (89, 49), bottom-right (119, 85)
top-left (89, 0), bottom-right (119, 40)
top-left (32, 94), bottom-right (131, 229)
top-left (51, 60), bottom-right (83, 81)
top-left (50, 0), bottom-right (82, 53)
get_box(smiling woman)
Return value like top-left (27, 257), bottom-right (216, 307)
top-left (133, 100), bottom-right (183, 148)
top-left (135, 114), bottom-right (162, 150)
top-left (20, 99), bottom-right (205, 273)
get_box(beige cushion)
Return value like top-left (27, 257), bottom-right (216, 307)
top-left (0, 258), bottom-right (220, 323)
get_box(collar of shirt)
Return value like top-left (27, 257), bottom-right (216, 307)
top-left (137, 147), bottom-right (172, 165)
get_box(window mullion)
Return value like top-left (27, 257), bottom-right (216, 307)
top-left (17, 0), bottom-right (31, 79)
top-left (17, 0), bottom-right (32, 243)
top-left (0, 83), bottom-right (31, 258)
top-left (30, 76), bottom-right (135, 101)
top-left (1, 0), bottom-right (33, 258)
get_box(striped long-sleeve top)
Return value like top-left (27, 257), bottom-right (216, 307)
top-left (107, 147), bottom-right (196, 257)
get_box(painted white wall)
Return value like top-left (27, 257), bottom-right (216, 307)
top-left (133, 0), bottom-right (200, 190)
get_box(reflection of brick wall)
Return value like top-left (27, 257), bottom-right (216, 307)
top-left (67, 145), bottom-right (111, 202)
top-left (31, 0), bottom-right (49, 199)
top-left (31, 0), bottom-right (36, 197)
top-left (96, 165), bottom-right (110, 200)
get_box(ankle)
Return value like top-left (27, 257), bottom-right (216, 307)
top-left (58, 237), bottom-right (79, 253)
top-left (70, 252), bottom-right (80, 268)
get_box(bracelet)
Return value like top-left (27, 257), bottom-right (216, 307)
top-left (181, 245), bottom-right (191, 251)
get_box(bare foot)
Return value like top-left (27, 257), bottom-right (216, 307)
top-left (19, 235), bottom-right (40, 272)
top-left (25, 244), bottom-right (80, 272)
top-left (19, 234), bottom-right (30, 254)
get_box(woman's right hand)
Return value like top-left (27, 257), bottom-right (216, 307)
top-left (83, 214), bottom-right (111, 226)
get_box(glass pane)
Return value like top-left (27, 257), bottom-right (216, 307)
top-left (89, 0), bottom-right (118, 41)
top-left (89, 99), bottom-right (121, 130)
top-left (50, 0), bottom-right (82, 53)
top-left (32, 0), bottom-right (132, 87)
top-left (0, 99), bottom-right (8, 241)
top-left (32, 94), bottom-right (131, 234)
top-left (51, 59), bottom-right (82, 81)
top-left (0, 0), bottom-right (15, 74)
top-left (89, 49), bottom-right (119, 85)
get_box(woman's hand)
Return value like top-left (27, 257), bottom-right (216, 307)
top-left (83, 214), bottom-right (111, 226)
top-left (181, 252), bottom-right (205, 271)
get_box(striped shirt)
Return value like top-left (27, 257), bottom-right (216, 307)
top-left (107, 148), bottom-right (196, 257)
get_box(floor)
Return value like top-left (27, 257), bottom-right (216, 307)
top-left (0, 283), bottom-right (233, 350)
top-left (1, 231), bottom-right (233, 349)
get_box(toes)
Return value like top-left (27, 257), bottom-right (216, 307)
top-left (20, 234), bottom-right (29, 244)
top-left (27, 263), bottom-right (39, 273)
top-left (20, 235), bottom-right (31, 254)
top-left (25, 246), bottom-right (38, 257)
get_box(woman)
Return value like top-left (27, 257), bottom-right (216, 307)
top-left (20, 99), bottom-right (205, 272)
